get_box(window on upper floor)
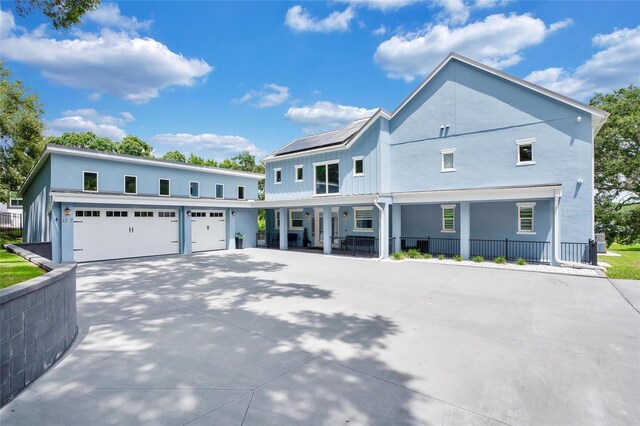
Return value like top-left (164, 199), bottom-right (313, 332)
top-left (295, 165), bottom-right (304, 182)
top-left (83, 171), bottom-right (98, 192)
top-left (237, 185), bottom-right (245, 200)
top-left (314, 161), bottom-right (339, 195)
top-left (189, 181), bottom-right (199, 198)
top-left (441, 205), bottom-right (455, 232)
top-left (441, 148), bottom-right (456, 172)
top-left (124, 175), bottom-right (137, 194)
top-left (516, 138), bottom-right (535, 165)
top-left (215, 184), bottom-right (224, 199)
top-left (517, 202), bottom-right (535, 234)
top-left (159, 179), bottom-right (170, 196)
top-left (353, 207), bottom-right (373, 232)
top-left (289, 209), bottom-right (304, 230)
top-left (274, 168), bottom-right (282, 184)
top-left (353, 157), bottom-right (364, 177)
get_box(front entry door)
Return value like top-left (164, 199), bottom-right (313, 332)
top-left (314, 208), bottom-right (339, 248)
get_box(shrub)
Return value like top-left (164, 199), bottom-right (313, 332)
top-left (472, 256), bottom-right (484, 263)
top-left (438, 254), bottom-right (445, 260)
top-left (406, 249), bottom-right (422, 259)
top-left (453, 255), bottom-right (463, 261)
top-left (494, 256), bottom-right (506, 264)
top-left (515, 257), bottom-right (527, 266)
top-left (423, 253), bottom-right (432, 259)
top-left (392, 251), bottom-right (406, 260)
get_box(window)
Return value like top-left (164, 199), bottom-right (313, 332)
top-left (353, 157), bottom-right (364, 177)
top-left (75, 210), bottom-right (99, 217)
top-left (237, 185), bottom-right (245, 200)
top-left (516, 138), bottom-right (535, 165)
top-left (124, 175), bottom-right (137, 194)
top-left (441, 205), bottom-right (455, 232)
top-left (295, 165), bottom-right (304, 182)
top-left (274, 168), bottom-right (282, 184)
top-left (9, 198), bottom-right (22, 207)
top-left (353, 207), bottom-right (373, 232)
top-left (83, 171), bottom-right (98, 192)
top-left (517, 202), bottom-right (535, 234)
top-left (215, 184), bottom-right (224, 199)
top-left (159, 179), bottom-right (170, 196)
top-left (441, 148), bottom-right (456, 172)
top-left (189, 181), bottom-right (199, 198)
top-left (289, 209), bottom-right (304, 230)
top-left (274, 211), bottom-right (280, 229)
top-left (314, 161), bottom-right (339, 195)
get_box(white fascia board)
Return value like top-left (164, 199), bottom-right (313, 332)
top-left (393, 185), bottom-right (562, 204)
top-left (47, 145), bottom-right (264, 179)
top-left (254, 194), bottom-right (378, 208)
top-left (19, 150), bottom-right (51, 196)
top-left (51, 192), bottom-right (255, 209)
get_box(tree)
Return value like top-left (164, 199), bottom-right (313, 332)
top-left (162, 150), bottom-right (187, 163)
top-left (591, 85), bottom-right (640, 244)
top-left (15, 0), bottom-right (101, 29)
top-left (0, 63), bottom-right (45, 202)
top-left (118, 135), bottom-right (153, 157)
top-left (46, 132), bottom-right (117, 152)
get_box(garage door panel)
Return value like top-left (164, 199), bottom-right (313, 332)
top-left (192, 210), bottom-right (226, 252)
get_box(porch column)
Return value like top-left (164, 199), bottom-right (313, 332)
top-left (460, 202), bottom-right (470, 259)
top-left (227, 208), bottom-right (236, 250)
top-left (323, 206), bottom-right (332, 255)
top-left (279, 207), bottom-right (288, 250)
top-left (392, 204), bottom-right (402, 253)
top-left (379, 202), bottom-right (390, 259)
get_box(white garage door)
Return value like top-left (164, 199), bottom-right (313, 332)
top-left (191, 210), bottom-right (226, 252)
top-left (73, 208), bottom-right (179, 262)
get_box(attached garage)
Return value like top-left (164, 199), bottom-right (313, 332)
top-left (191, 210), bottom-right (226, 252)
top-left (73, 208), bottom-right (180, 262)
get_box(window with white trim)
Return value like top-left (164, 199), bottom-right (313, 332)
top-left (441, 148), bottom-right (456, 172)
top-left (124, 175), bottom-right (137, 194)
top-left (274, 211), bottom-right (280, 229)
top-left (289, 209), bottom-right (304, 230)
top-left (83, 171), bottom-right (98, 192)
top-left (353, 156), bottom-right (364, 177)
top-left (274, 168), bottom-right (282, 184)
top-left (159, 178), bottom-right (170, 196)
top-left (353, 207), bottom-right (373, 232)
top-left (314, 161), bottom-right (339, 195)
top-left (237, 185), bottom-right (245, 200)
top-left (295, 165), bottom-right (303, 182)
top-left (9, 197), bottom-right (22, 207)
top-left (517, 202), bottom-right (535, 234)
top-left (516, 138), bottom-right (535, 165)
top-left (215, 184), bottom-right (224, 199)
top-left (441, 205), bottom-right (455, 232)
top-left (189, 181), bottom-right (199, 198)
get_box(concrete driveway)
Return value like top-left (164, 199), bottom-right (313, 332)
top-left (1, 249), bottom-right (638, 425)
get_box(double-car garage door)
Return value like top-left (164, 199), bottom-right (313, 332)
top-left (73, 208), bottom-right (227, 262)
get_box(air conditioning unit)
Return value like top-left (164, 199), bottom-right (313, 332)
top-left (595, 233), bottom-right (607, 253)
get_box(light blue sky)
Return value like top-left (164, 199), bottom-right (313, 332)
top-left (1, 1), bottom-right (638, 160)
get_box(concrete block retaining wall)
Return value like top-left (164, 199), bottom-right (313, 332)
top-left (0, 245), bottom-right (77, 406)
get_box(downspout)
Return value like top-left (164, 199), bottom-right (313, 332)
top-left (373, 195), bottom-right (384, 260)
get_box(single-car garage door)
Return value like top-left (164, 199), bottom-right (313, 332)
top-left (191, 210), bottom-right (226, 252)
top-left (73, 208), bottom-right (179, 262)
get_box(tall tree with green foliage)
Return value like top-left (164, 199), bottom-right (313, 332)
top-left (0, 63), bottom-right (45, 201)
top-left (591, 85), bottom-right (640, 244)
top-left (46, 132), bottom-right (117, 152)
top-left (162, 150), bottom-right (187, 163)
top-left (118, 135), bottom-right (153, 157)
top-left (15, 0), bottom-right (101, 29)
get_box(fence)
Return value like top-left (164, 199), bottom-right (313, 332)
top-left (560, 240), bottom-right (597, 266)
top-left (0, 212), bottom-right (22, 239)
top-left (470, 239), bottom-right (550, 264)
top-left (399, 236), bottom-right (460, 257)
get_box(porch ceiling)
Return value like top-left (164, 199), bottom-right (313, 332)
top-left (392, 184), bottom-right (562, 204)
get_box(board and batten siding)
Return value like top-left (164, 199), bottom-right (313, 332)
top-left (22, 157), bottom-right (52, 244)
top-left (389, 59), bottom-right (594, 243)
top-left (50, 154), bottom-right (259, 200)
top-left (265, 119), bottom-right (384, 200)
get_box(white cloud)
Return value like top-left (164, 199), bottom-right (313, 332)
top-left (374, 13), bottom-right (571, 81)
top-left (432, 0), bottom-right (469, 25)
top-left (46, 108), bottom-right (134, 140)
top-left (285, 5), bottom-right (355, 33)
top-left (373, 25), bottom-right (388, 36)
top-left (86, 3), bottom-right (153, 33)
top-left (0, 9), bottom-right (212, 103)
top-left (234, 83), bottom-right (290, 108)
top-left (285, 101), bottom-right (377, 131)
top-left (525, 26), bottom-right (640, 100)
top-left (152, 133), bottom-right (264, 160)
top-left (338, 0), bottom-right (421, 11)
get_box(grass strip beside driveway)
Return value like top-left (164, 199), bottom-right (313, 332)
top-left (601, 243), bottom-right (640, 280)
top-left (0, 238), bottom-right (45, 289)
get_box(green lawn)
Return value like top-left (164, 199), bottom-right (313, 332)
top-left (0, 237), bottom-right (45, 289)
top-left (600, 243), bottom-right (640, 280)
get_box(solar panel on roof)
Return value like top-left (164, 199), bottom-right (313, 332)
top-left (273, 117), bottom-right (370, 156)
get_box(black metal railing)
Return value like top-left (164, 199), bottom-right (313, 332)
top-left (333, 236), bottom-right (379, 258)
top-left (256, 232), bottom-right (279, 249)
top-left (0, 212), bottom-right (22, 239)
top-left (470, 238), bottom-right (550, 264)
top-left (400, 236), bottom-right (460, 257)
top-left (561, 240), bottom-right (597, 265)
